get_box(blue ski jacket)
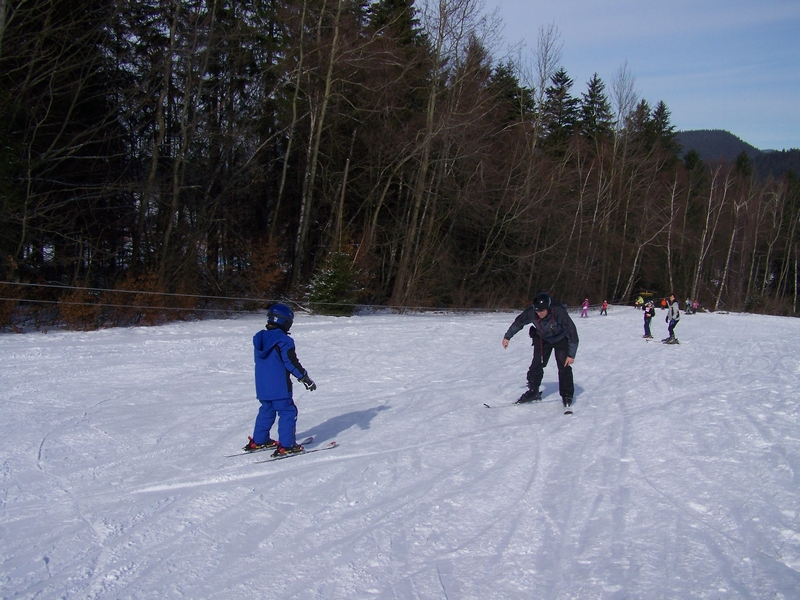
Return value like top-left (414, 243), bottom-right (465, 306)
top-left (253, 328), bottom-right (308, 400)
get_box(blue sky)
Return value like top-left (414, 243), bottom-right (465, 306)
top-left (492, 0), bottom-right (800, 150)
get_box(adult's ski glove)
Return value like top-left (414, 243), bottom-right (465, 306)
top-left (300, 374), bottom-right (316, 391)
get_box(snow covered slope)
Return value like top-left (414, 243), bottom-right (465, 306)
top-left (2, 308), bottom-right (799, 598)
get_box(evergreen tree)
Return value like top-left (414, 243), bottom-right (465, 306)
top-left (627, 99), bottom-right (653, 139)
top-left (489, 61), bottom-right (534, 124)
top-left (735, 151), bottom-right (753, 179)
top-left (651, 100), bottom-right (679, 155)
top-left (368, 0), bottom-right (422, 46)
top-left (579, 73), bottom-right (613, 143)
top-left (541, 67), bottom-right (579, 150)
top-left (684, 149), bottom-right (703, 172)
top-left (308, 251), bottom-right (360, 316)
top-left (627, 98), bottom-right (670, 156)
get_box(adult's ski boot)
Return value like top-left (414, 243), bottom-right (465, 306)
top-left (515, 390), bottom-right (542, 404)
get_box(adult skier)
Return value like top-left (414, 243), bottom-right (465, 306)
top-left (663, 294), bottom-right (681, 344)
top-left (243, 303), bottom-right (317, 456)
top-left (502, 292), bottom-right (579, 409)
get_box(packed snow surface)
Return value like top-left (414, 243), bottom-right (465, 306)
top-left (2, 308), bottom-right (800, 599)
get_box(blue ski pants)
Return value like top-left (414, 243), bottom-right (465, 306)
top-left (253, 397), bottom-right (297, 448)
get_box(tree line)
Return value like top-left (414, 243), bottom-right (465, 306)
top-left (1, 0), bottom-right (798, 328)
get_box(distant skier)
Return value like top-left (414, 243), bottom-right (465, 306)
top-left (643, 301), bottom-right (655, 338)
top-left (600, 300), bottom-right (608, 316)
top-left (663, 294), bottom-right (681, 344)
top-left (243, 303), bottom-right (316, 456)
top-left (580, 298), bottom-right (589, 318)
top-left (502, 292), bottom-right (579, 409)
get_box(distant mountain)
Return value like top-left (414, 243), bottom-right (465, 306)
top-left (676, 129), bottom-right (760, 162)
top-left (753, 149), bottom-right (800, 180)
top-left (676, 129), bottom-right (799, 180)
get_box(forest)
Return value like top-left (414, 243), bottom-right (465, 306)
top-left (1, 0), bottom-right (799, 329)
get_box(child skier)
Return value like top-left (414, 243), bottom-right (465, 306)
top-left (502, 292), bottom-right (579, 409)
top-left (600, 300), bottom-right (608, 316)
top-left (580, 298), bottom-right (589, 318)
top-left (243, 303), bottom-right (317, 456)
top-left (643, 301), bottom-right (655, 338)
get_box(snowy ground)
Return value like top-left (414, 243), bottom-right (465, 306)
top-left (2, 306), bottom-right (800, 599)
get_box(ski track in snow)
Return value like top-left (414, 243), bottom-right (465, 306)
top-left (1, 310), bottom-right (800, 598)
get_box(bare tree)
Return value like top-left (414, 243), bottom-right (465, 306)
top-left (390, 0), bottom-right (502, 305)
top-left (270, 0), bottom-right (308, 245)
top-left (611, 60), bottom-right (637, 132)
top-left (291, 0), bottom-right (345, 290)
top-left (691, 164), bottom-right (731, 302)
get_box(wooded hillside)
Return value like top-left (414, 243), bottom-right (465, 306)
top-left (1, 0), bottom-right (798, 327)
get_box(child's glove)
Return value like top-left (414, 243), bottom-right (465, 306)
top-left (300, 374), bottom-right (316, 391)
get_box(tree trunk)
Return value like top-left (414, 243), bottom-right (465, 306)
top-left (135, 1), bottom-right (181, 269)
top-left (691, 166), bottom-right (728, 302)
top-left (269, 0), bottom-right (307, 245)
top-left (161, 2), bottom-right (215, 275)
top-left (291, 0), bottom-right (343, 290)
top-left (332, 128), bottom-right (356, 252)
top-left (714, 199), bottom-right (740, 311)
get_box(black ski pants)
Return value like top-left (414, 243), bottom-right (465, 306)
top-left (668, 319), bottom-right (678, 338)
top-left (527, 335), bottom-right (574, 399)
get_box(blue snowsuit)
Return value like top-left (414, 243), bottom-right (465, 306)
top-left (252, 327), bottom-right (308, 448)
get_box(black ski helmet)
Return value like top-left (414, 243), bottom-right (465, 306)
top-left (267, 303), bottom-right (294, 332)
top-left (533, 292), bottom-right (552, 312)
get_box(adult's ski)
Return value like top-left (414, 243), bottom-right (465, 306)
top-left (484, 400), bottom-right (575, 414)
top-left (255, 440), bottom-right (338, 463)
top-left (225, 436), bottom-right (313, 458)
top-left (483, 400), bottom-right (557, 409)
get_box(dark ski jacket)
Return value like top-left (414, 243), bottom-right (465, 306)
top-left (504, 304), bottom-right (579, 358)
top-left (253, 328), bottom-right (307, 400)
top-left (644, 306), bottom-right (656, 321)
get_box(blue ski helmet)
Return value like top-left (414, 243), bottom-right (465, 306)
top-left (267, 303), bottom-right (294, 332)
top-left (533, 292), bottom-right (552, 312)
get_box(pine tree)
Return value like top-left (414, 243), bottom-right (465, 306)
top-left (308, 251), bottom-right (360, 316)
top-left (651, 100), bottom-right (679, 155)
top-left (735, 151), bottom-right (753, 179)
top-left (628, 99), bottom-right (653, 138)
top-left (541, 67), bottom-right (579, 150)
top-left (579, 73), bottom-right (613, 143)
top-left (369, 0), bottom-right (422, 46)
top-left (489, 61), bottom-right (534, 124)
